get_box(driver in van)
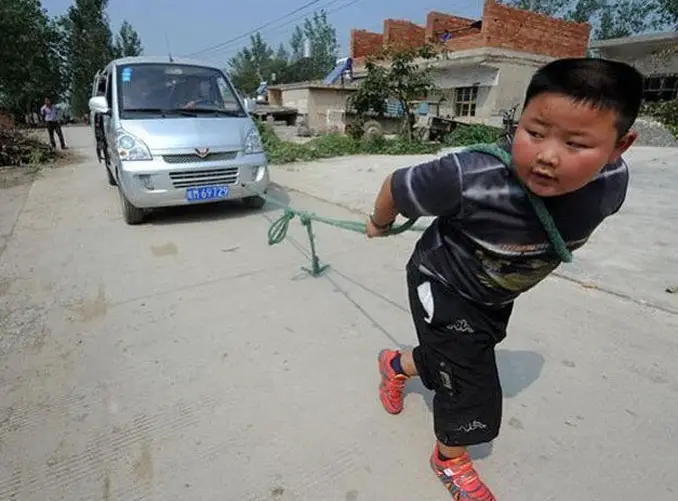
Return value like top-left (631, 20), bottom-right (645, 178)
top-left (182, 79), bottom-right (219, 109)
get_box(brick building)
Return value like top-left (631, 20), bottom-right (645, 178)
top-left (350, 0), bottom-right (591, 124)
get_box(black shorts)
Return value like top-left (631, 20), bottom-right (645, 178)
top-left (407, 263), bottom-right (514, 447)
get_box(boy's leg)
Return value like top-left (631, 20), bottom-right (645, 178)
top-left (385, 264), bottom-right (512, 500)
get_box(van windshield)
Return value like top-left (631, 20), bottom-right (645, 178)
top-left (116, 63), bottom-right (247, 119)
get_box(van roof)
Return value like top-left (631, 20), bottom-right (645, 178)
top-left (111, 55), bottom-right (219, 69)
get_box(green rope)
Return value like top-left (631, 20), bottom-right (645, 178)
top-left (250, 141), bottom-right (572, 276)
top-left (463, 143), bottom-right (573, 263)
top-left (247, 188), bottom-right (424, 276)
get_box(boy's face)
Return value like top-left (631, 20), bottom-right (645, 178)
top-left (511, 92), bottom-right (637, 197)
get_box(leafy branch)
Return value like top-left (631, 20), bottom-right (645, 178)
top-left (347, 44), bottom-right (438, 140)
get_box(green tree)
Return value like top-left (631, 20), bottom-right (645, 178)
top-left (0, 0), bottom-right (67, 120)
top-left (594, 0), bottom-right (662, 39)
top-left (507, 0), bottom-right (672, 39)
top-left (62, 0), bottom-right (116, 117)
top-left (289, 26), bottom-right (305, 61)
top-left (563, 0), bottom-right (602, 22)
top-left (268, 44), bottom-right (291, 85)
top-left (113, 20), bottom-right (143, 58)
top-left (348, 45), bottom-right (438, 140)
top-left (302, 10), bottom-right (339, 78)
top-left (227, 10), bottom-right (338, 89)
top-left (228, 33), bottom-right (274, 95)
top-left (504, 0), bottom-right (570, 15)
top-left (656, 0), bottom-right (678, 28)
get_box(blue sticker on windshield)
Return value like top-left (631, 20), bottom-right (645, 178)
top-left (121, 67), bottom-right (132, 82)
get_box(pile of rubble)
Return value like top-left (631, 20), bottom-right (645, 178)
top-left (0, 127), bottom-right (56, 167)
top-left (632, 116), bottom-right (678, 147)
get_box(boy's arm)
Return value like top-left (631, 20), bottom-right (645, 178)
top-left (368, 153), bottom-right (464, 235)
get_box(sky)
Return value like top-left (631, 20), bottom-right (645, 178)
top-left (42, 0), bottom-right (484, 66)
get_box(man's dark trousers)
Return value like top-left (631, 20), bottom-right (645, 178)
top-left (46, 121), bottom-right (66, 149)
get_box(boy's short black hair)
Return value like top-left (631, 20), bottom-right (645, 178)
top-left (523, 57), bottom-right (644, 137)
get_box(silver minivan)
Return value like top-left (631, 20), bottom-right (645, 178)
top-left (88, 56), bottom-right (269, 224)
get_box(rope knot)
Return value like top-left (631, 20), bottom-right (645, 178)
top-left (298, 212), bottom-right (313, 227)
top-left (267, 208), bottom-right (296, 246)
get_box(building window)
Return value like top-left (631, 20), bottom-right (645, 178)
top-left (455, 86), bottom-right (478, 117)
top-left (642, 74), bottom-right (677, 102)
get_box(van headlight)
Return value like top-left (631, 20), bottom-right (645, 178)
top-left (116, 129), bottom-right (152, 161)
top-left (244, 128), bottom-right (263, 155)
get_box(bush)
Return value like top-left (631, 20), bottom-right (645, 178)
top-left (0, 128), bottom-right (56, 167)
top-left (640, 99), bottom-right (678, 138)
top-left (445, 123), bottom-right (503, 146)
top-left (255, 119), bottom-right (442, 164)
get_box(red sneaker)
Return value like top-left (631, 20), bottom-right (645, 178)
top-left (430, 444), bottom-right (497, 500)
top-left (377, 349), bottom-right (408, 414)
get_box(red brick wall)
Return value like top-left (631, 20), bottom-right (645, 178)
top-left (383, 19), bottom-right (426, 51)
top-left (350, 29), bottom-right (384, 59)
top-left (446, 33), bottom-right (487, 52)
top-left (350, 1), bottom-right (591, 60)
top-left (482, 1), bottom-right (590, 58)
top-left (426, 12), bottom-right (479, 43)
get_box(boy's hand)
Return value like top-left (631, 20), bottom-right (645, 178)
top-left (366, 213), bottom-right (393, 238)
top-left (367, 173), bottom-right (398, 238)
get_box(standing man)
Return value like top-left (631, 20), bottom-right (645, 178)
top-left (40, 97), bottom-right (67, 150)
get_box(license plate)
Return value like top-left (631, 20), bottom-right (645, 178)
top-left (185, 185), bottom-right (229, 202)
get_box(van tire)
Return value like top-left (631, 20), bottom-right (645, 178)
top-left (118, 186), bottom-right (145, 225)
top-left (243, 195), bottom-right (266, 209)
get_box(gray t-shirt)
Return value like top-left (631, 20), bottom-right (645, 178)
top-left (391, 145), bottom-right (629, 306)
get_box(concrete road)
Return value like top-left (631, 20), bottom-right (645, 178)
top-left (1, 125), bottom-right (676, 500)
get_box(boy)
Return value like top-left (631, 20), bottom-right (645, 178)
top-left (365, 57), bottom-right (643, 499)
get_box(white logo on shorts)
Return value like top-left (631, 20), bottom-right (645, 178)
top-left (453, 420), bottom-right (488, 433)
top-left (446, 319), bottom-right (474, 333)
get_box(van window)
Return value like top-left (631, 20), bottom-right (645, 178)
top-left (94, 72), bottom-right (107, 97)
top-left (106, 71), bottom-right (113, 104)
top-left (115, 63), bottom-right (246, 118)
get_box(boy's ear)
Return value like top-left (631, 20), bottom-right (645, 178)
top-left (609, 129), bottom-right (637, 163)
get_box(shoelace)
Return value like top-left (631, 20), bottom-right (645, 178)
top-left (439, 455), bottom-right (495, 500)
top-left (386, 375), bottom-right (406, 400)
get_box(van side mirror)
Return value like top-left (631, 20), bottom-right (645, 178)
top-left (89, 96), bottom-right (110, 115)
top-left (243, 98), bottom-right (257, 114)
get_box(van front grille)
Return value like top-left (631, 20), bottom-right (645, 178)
top-left (163, 151), bottom-right (237, 164)
top-left (169, 167), bottom-right (239, 188)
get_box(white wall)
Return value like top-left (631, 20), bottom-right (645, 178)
top-left (280, 89), bottom-right (310, 115)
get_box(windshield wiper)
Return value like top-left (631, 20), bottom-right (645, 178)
top-left (123, 108), bottom-right (245, 118)
top-left (123, 108), bottom-right (201, 117)
top-left (124, 107), bottom-right (168, 116)
top-left (183, 108), bottom-right (246, 117)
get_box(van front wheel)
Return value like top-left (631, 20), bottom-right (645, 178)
top-left (118, 187), bottom-right (145, 225)
top-left (243, 195), bottom-right (266, 209)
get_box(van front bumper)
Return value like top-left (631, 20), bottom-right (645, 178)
top-left (117, 151), bottom-right (270, 209)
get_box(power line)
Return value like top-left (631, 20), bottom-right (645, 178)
top-left (197, 0), bottom-right (364, 63)
top-left (182, 0), bottom-right (336, 59)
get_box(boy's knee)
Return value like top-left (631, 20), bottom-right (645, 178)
top-left (413, 344), bottom-right (503, 446)
top-left (412, 345), bottom-right (452, 393)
